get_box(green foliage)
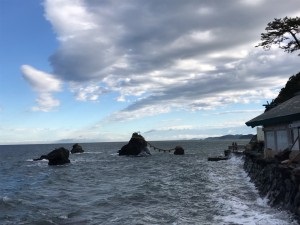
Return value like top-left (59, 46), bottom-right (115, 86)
top-left (274, 72), bottom-right (300, 103)
top-left (266, 72), bottom-right (300, 111)
top-left (256, 17), bottom-right (300, 55)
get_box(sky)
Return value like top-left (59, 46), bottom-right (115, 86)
top-left (0, 0), bottom-right (299, 144)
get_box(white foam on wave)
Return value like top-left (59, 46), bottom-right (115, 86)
top-left (110, 153), bottom-right (119, 156)
top-left (58, 214), bottom-right (68, 219)
top-left (256, 196), bottom-right (269, 207)
top-left (208, 156), bottom-right (297, 225)
top-left (0, 195), bottom-right (18, 208)
top-left (26, 159), bottom-right (48, 162)
top-left (216, 194), bottom-right (297, 225)
top-left (220, 212), bottom-right (295, 225)
top-left (1, 196), bottom-right (11, 203)
top-left (83, 151), bottom-right (103, 154)
top-left (71, 158), bottom-right (99, 163)
top-left (26, 159), bottom-right (49, 168)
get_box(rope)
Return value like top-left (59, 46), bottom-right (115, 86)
top-left (131, 133), bottom-right (177, 153)
top-left (146, 141), bottom-right (175, 153)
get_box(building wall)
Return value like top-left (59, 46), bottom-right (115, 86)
top-left (276, 130), bottom-right (289, 150)
top-left (263, 124), bottom-right (290, 156)
top-left (289, 120), bottom-right (300, 152)
top-left (256, 127), bottom-right (264, 142)
top-left (265, 130), bottom-right (276, 150)
top-left (263, 122), bottom-right (300, 159)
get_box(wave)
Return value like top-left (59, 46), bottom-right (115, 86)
top-left (0, 196), bottom-right (11, 205)
top-left (26, 159), bottom-right (48, 162)
top-left (82, 151), bottom-right (103, 154)
top-left (210, 156), bottom-right (298, 225)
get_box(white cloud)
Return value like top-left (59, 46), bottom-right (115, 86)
top-left (107, 104), bottom-right (171, 122)
top-left (174, 59), bottom-right (216, 71)
top-left (212, 109), bottom-right (263, 115)
top-left (44, 0), bottom-right (97, 41)
top-left (142, 120), bottom-right (255, 141)
top-left (31, 93), bottom-right (60, 112)
top-left (242, 0), bottom-right (265, 6)
top-left (36, 0), bottom-right (300, 118)
top-left (69, 82), bottom-right (108, 101)
top-left (21, 65), bottom-right (62, 112)
top-left (21, 65), bottom-right (61, 92)
top-left (144, 125), bottom-right (195, 133)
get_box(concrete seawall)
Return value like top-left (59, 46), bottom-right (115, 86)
top-left (243, 151), bottom-right (300, 221)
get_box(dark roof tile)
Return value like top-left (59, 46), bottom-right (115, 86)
top-left (245, 94), bottom-right (300, 127)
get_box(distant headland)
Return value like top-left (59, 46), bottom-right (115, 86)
top-left (204, 134), bottom-right (254, 141)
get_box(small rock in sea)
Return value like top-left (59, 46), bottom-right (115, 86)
top-left (174, 146), bottom-right (184, 155)
top-left (71, 143), bottom-right (84, 154)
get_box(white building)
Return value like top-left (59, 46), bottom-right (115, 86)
top-left (256, 127), bottom-right (264, 142)
top-left (246, 94), bottom-right (300, 158)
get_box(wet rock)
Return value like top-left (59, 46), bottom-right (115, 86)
top-left (244, 152), bottom-right (300, 219)
top-left (174, 146), bottom-right (184, 155)
top-left (119, 133), bottom-right (149, 156)
top-left (34, 147), bottom-right (70, 165)
top-left (71, 143), bottom-right (84, 154)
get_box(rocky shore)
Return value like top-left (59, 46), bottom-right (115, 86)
top-left (243, 150), bottom-right (300, 221)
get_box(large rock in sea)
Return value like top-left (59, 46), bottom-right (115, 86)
top-left (119, 133), bottom-right (150, 156)
top-left (71, 143), bottom-right (84, 154)
top-left (34, 147), bottom-right (70, 165)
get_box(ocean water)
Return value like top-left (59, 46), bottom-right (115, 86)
top-left (0, 140), bottom-right (298, 225)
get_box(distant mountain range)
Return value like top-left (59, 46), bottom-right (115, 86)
top-left (204, 134), bottom-right (254, 140)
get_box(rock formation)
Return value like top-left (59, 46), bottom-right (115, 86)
top-left (34, 147), bottom-right (70, 165)
top-left (119, 133), bottom-right (150, 156)
top-left (244, 150), bottom-right (300, 220)
top-left (71, 143), bottom-right (84, 154)
top-left (174, 146), bottom-right (184, 155)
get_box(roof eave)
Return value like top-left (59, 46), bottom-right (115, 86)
top-left (245, 113), bottom-right (300, 128)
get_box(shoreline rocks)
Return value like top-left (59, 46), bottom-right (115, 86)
top-left (243, 151), bottom-right (300, 220)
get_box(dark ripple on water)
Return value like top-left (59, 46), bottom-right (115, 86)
top-left (0, 141), bottom-right (298, 225)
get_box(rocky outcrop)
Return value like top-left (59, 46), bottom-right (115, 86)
top-left (174, 146), bottom-right (184, 155)
top-left (71, 143), bottom-right (84, 154)
top-left (34, 147), bottom-right (70, 165)
top-left (119, 133), bottom-right (149, 156)
top-left (244, 151), bottom-right (300, 220)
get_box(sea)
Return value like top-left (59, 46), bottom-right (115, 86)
top-left (0, 140), bottom-right (298, 225)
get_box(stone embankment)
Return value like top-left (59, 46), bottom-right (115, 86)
top-left (243, 151), bottom-right (300, 220)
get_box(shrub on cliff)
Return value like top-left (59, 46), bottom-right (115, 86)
top-left (265, 72), bottom-right (300, 111)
